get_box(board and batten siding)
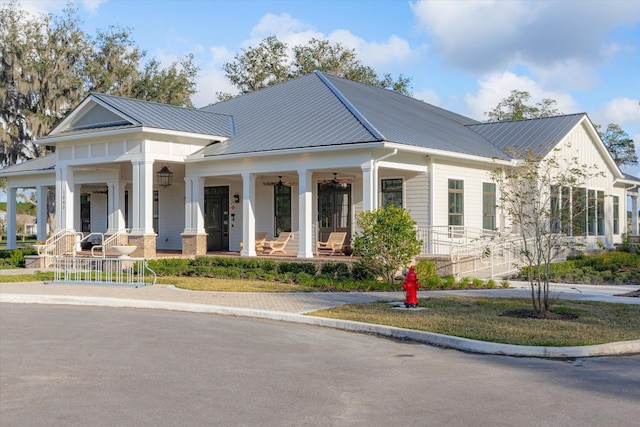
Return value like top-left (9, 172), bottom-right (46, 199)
top-left (156, 181), bottom-right (185, 250)
top-left (553, 122), bottom-right (619, 248)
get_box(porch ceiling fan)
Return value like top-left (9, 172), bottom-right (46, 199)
top-left (262, 176), bottom-right (297, 186)
top-left (320, 173), bottom-right (353, 185)
top-left (90, 186), bottom-right (108, 195)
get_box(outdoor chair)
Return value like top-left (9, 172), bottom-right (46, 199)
top-left (240, 232), bottom-right (268, 253)
top-left (264, 232), bottom-right (292, 255)
top-left (316, 232), bottom-right (347, 256)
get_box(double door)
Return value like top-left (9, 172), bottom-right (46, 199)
top-left (318, 183), bottom-right (351, 244)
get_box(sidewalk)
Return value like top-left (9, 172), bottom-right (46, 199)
top-left (1, 272), bottom-right (639, 358)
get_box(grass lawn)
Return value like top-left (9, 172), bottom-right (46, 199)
top-left (309, 297), bottom-right (640, 347)
top-left (2, 272), bottom-right (638, 347)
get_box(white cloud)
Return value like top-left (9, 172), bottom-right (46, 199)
top-left (413, 88), bottom-right (441, 106)
top-left (191, 45), bottom-right (237, 107)
top-left (409, 0), bottom-right (640, 88)
top-left (464, 71), bottom-right (579, 121)
top-left (247, 12), bottom-right (417, 68)
top-left (79, 0), bottom-right (106, 14)
top-left (600, 97), bottom-right (640, 126)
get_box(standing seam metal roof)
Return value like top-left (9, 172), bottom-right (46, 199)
top-left (196, 72), bottom-right (511, 159)
top-left (465, 114), bottom-right (586, 157)
top-left (78, 93), bottom-right (234, 137)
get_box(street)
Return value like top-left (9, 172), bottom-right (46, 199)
top-left (1, 304), bottom-right (639, 426)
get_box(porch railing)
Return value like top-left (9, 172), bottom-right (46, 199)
top-left (50, 256), bottom-right (156, 287)
top-left (90, 229), bottom-right (130, 257)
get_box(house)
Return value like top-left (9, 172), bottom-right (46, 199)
top-left (1, 71), bottom-right (639, 267)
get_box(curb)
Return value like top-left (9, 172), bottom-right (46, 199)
top-left (1, 294), bottom-right (639, 358)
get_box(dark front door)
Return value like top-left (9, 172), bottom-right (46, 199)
top-left (318, 182), bottom-right (351, 244)
top-left (205, 186), bottom-right (229, 251)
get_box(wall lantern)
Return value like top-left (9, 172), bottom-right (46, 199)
top-left (233, 193), bottom-right (240, 203)
top-left (157, 166), bottom-right (174, 188)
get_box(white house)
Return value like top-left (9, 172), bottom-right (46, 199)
top-left (1, 71), bottom-right (638, 263)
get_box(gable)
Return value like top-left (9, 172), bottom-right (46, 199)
top-left (67, 103), bottom-right (133, 131)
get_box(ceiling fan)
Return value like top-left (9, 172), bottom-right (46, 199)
top-left (262, 176), bottom-right (297, 186)
top-left (320, 173), bottom-right (353, 185)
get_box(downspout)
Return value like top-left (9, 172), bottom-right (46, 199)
top-left (372, 148), bottom-right (398, 208)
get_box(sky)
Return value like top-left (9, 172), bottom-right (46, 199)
top-left (3, 0), bottom-right (640, 203)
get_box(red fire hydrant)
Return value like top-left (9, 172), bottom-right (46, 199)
top-left (402, 266), bottom-right (421, 308)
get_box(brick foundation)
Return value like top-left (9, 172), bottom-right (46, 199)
top-left (128, 234), bottom-right (157, 258)
top-left (181, 233), bottom-right (208, 256)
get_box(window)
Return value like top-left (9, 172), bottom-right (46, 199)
top-left (588, 190), bottom-right (597, 235)
top-left (553, 186), bottom-right (607, 237)
top-left (482, 182), bottom-right (496, 230)
top-left (448, 179), bottom-right (464, 226)
top-left (381, 178), bottom-right (403, 208)
top-left (572, 187), bottom-right (586, 236)
top-left (153, 190), bottom-right (159, 233)
top-left (597, 191), bottom-right (605, 236)
top-left (613, 196), bottom-right (619, 235)
top-left (274, 184), bottom-right (291, 236)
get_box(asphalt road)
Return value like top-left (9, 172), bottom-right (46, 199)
top-left (1, 304), bottom-right (639, 426)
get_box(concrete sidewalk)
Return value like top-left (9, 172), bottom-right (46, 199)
top-left (1, 273), bottom-right (639, 358)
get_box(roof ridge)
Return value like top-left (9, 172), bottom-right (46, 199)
top-left (90, 92), bottom-right (228, 117)
top-left (313, 71), bottom-right (385, 141)
top-left (468, 112), bottom-right (586, 127)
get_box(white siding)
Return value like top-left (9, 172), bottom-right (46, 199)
top-left (156, 182), bottom-right (185, 250)
top-left (431, 159), bottom-right (496, 230)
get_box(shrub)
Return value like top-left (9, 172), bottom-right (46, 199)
top-left (413, 259), bottom-right (437, 284)
top-left (352, 206), bottom-right (422, 284)
top-left (320, 262), bottom-right (350, 281)
top-left (277, 262), bottom-right (316, 276)
top-left (351, 260), bottom-right (376, 281)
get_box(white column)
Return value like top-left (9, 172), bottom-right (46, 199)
top-left (106, 180), bottom-right (125, 233)
top-left (184, 176), bottom-right (205, 234)
top-left (632, 195), bottom-right (638, 236)
top-left (297, 169), bottom-right (314, 258)
top-left (241, 172), bottom-right (256, 256)
top-left (6, 187), bottom-right (17, 249)
top-left (131, 159), bottom-right (155, 234)
top-left (361, 162), bottom-right (374, 212)
top-left (55, 166), bottom-right (74, 230)
top-left (73, 184), bottom-right (82, 231)
top-left (36, 185), bottom-right (48, 241)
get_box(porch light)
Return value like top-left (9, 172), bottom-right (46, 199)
top-left (233, 193), bottom-right (240, 203)
top-left (157, 166), bottom-right (174, 188)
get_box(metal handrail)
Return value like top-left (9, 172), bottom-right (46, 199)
top-left (91, 229), bottom-right (130, 257)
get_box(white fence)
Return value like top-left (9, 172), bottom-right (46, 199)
top-left (50, 257), bottom-right (156, 287)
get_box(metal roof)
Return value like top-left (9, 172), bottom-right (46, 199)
top-left (196, 71), bottom-right (510, 159)
top-left (323, 74), bottom-right (508, 158)
top-left (465, 114), bottom-right (586, 158)
top-left (49, 93), bottom-right (234, 138)
top-left (196, 73), bottom-right (381, 157)
top-left (0, 154), bottom-right (55, 176)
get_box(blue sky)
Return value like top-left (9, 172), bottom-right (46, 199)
top-left (4, 0), bottom-right (640, 204)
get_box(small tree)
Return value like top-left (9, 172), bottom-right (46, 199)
top-left (352, 206), bottom-right (422, 284)
top-left (490, 146), bottom-right (603, 313)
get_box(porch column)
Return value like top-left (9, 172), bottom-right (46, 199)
top-left (106, 180), bottom-right (125, 233)
top-left (181, 176), bottom-right (207, 256)
top-left (36, 185), bottom-right (48, 241)
top-left (632, 195), bottom-right (638, 236)
top-left (241, 172), bottom-right (256, 256)
top-left (130, 159), bottom-right (156, 258)
top-left (131, 159), bottom-right (154, 234)
top-left (55, 166), bottom-right (74, 230)
top-left (6, 187), bottom-right (17, 249)
top-left (297, 169), bottom-right (314, 258)
top-left (361, 161), bottom-right (374, 212)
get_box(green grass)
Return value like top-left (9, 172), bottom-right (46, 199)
top-left (308, 297), bottom-right (640, 347)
